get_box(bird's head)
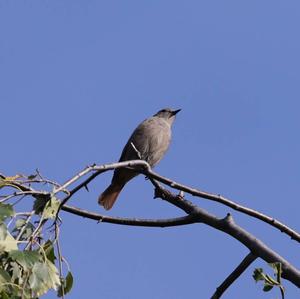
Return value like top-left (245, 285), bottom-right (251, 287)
top-left (154, 108), bottom-right (181, 124)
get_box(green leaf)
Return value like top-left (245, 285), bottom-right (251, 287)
top-left (263, 283), bottom-right (273, 292)
top-left (10, 261), bottom-right (22, 283)
top-left (254, 264), bottom-right (285, 299)
top-left (43, 240), bottom-right (56, 264)
top-left (0, 203), bottom-right (14, 221)
top-left (19, 224), bottom-right (35, 241)
top-left (0, 268), bottom-right (11, 292)
top-left (0, 291), bottom-right (10, 299)
top-left (33, 194), bottom-right (60, 219)
top-left (14, 218), bottom-right (27, 229)
top-left (0, 231), bottom-right (18, 252)
top-left (0, 223), bottom-right (8, 240)
top-left (12, 219), bottom-right (35, 240)
top-left (58, 271), bottom-right (73, 297)
top-left (42, 195), bottom-right (60, 219)
top-left (12, 218), bottom-right (35, 241)
top-left (33, 194), bottom-right (49, 215)
top-left (253, 268), bottom-right (265, 282)
top-left (29, 260), bottom-right (60, 296)
top-left (0, 176), bottom-right (22, 191)
top-left (9, 250), bottom-right (41, 271)
top-left (272, 262), bottom-right (282, 283)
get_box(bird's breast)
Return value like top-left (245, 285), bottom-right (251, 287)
top-left (140, 119), bottom-right (171, 167)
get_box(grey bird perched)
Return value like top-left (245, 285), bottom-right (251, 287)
top-left (98, 108), bottom-right (181, 210)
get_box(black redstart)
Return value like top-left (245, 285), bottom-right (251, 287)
top-left (98, 108), bottom-right (180, 210)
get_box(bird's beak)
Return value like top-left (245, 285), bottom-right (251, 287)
top-left (172, 109), bottom-right (181, 116)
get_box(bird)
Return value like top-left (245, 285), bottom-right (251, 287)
top-left (98, 108), bottom-right (181, 210)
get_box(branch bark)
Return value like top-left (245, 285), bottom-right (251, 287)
top-left (56, 160), bottom-right (300, 243)
top-left (60, 186), bottom-right (300, 288)
top-left (142, 163), bottom-right (300, 243)
top-left (61, 205), bottom-right (197, 227)
top-left (153, 185), bottom-right (300, 288)
top-left (211, 252), bottom-right (257, 299)
top-left (59, 178), bottom-right (300, 289)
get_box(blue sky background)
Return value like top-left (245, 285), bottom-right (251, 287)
top-left (1, 1), bottom-right (300, 298)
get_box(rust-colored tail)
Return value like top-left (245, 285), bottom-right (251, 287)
top-left (98, 184), bottom-right (123, 210)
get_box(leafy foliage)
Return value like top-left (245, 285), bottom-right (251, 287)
top-left (253, 262), bottom-right (285, 299)
top-left (0, 174), bottom-right (74, 298)
top-left (0, 203), bottom-right (14, 221)
top-left (0, 175), bottom-right (23, 192)
top-left (58, 272), bottom-right (73, 297)
top-left (29, 260), bottom-right (61, 296)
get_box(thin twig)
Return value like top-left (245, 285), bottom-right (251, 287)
top-left (25, 217), bottom-right (48, 250)
top-left (19, 179), bottom-right (63, 188)
top-left (61, 205), bottom-right (197, 227)
top-left (0, 191), bottom-right (44, 203)
top-left (53, 164), bottom-right (99, 195)
top-left (211, 252), bottom-right (257, 299)
top-left (55, 223), bottom-right (65, 298)
top-left (16, 211), bottom-right (35, 241)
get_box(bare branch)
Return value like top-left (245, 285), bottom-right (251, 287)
top-left (53, 164), bottom-right (98, 195)
top-left (57, 161), bottom-right (146, 212)
top-left (57, 160), bottom-right (300, 243)
top-left (211, 252), bottom-right (257, 299)
top-left (61, 205), bottom-right (197, 227)
top-left (55, 160), bottom-right (140, 196)
top-left (61, 184), bottom-right (300, 288)
top-left (0, 191), bottom-right (46, 203)
top-left (142, 164), bottom-right (300, 243)
top-left (16, 211), bottom-right (35, 241)
top-left (153, 185), bottom-right (300, 288)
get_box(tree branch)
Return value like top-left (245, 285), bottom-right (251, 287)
top-left (141, 163), bottom-right (300, 243)
top-left (61, 204), bottom-right (197, 227)
top-left (211, 252), bottom-right (257, 299)
top-left (153, 185), bottom-right (300, 288)
top-left (55, 160), bottom-right (300, 243)
top-left (57, 161), bottom-right (149, 213)
top-left (60, 183), bottom-right (300, 289)
top-left (2, 161), bottom-right (300, 292)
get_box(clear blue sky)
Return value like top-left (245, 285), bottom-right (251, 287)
top-left (1, 1), bottom-right (300, 298)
